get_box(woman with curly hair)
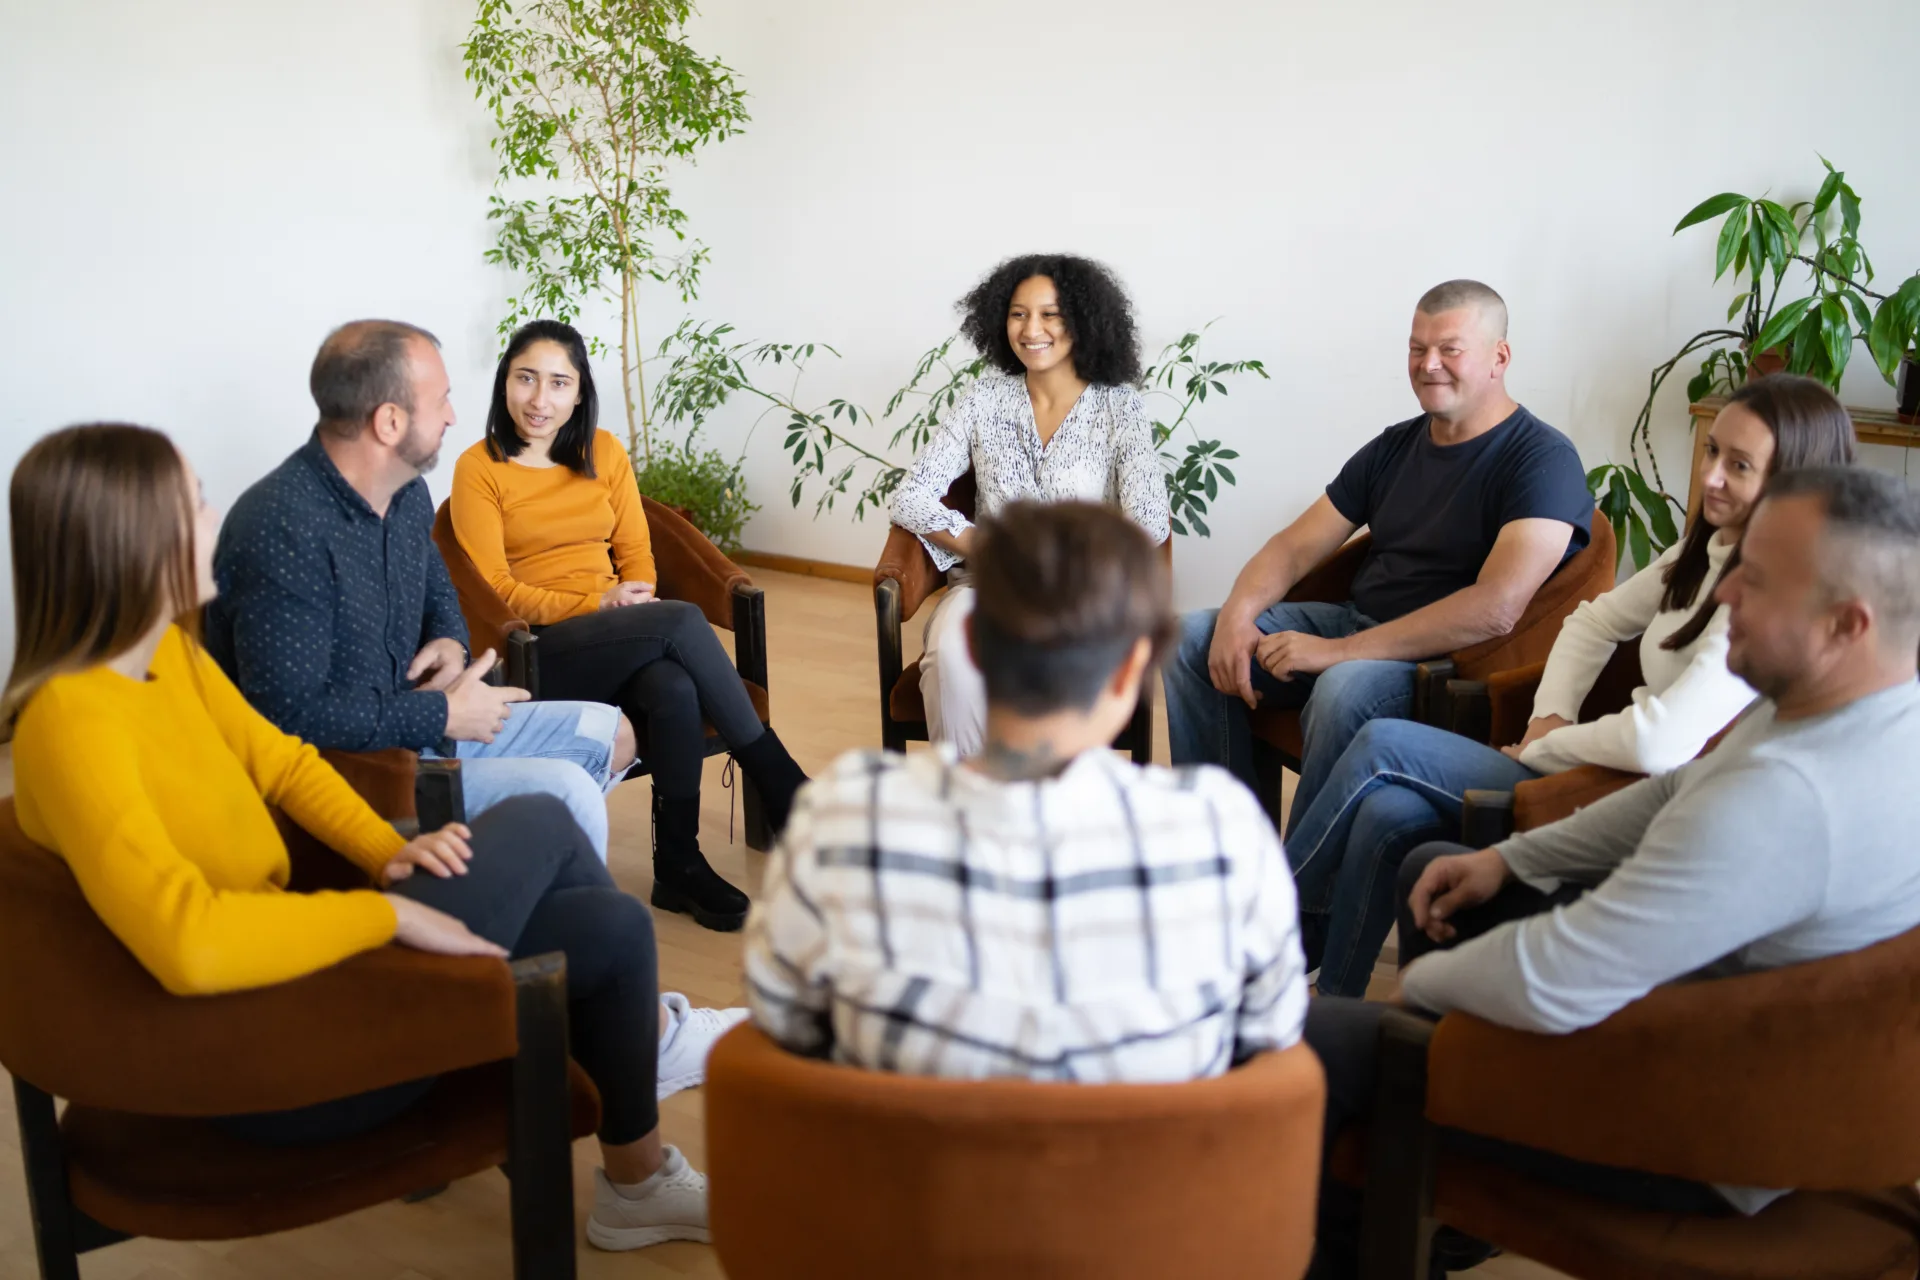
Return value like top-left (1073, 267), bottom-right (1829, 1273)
top-left (890, 254), bottom-right (1171, 756)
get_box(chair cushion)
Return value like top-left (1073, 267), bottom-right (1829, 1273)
top-left (62, 1059), bottom-right (600, 1241)
top-left (1438, 1159), bottom-right (1920, 1280)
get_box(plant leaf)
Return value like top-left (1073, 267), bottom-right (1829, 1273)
top-left (1676, 192), bottom-right (1748, 233)
top-left (1753, 296), bottom-right (1814, 356)
top-left (1713, 207), bottom-right (1744, 281)
top-left (1621, 466), bottom-right (1678, 547)
top-left (1813, 168), bottom-right (1843, 216)
top-left (1627, 509), bottom-right (1652, 571)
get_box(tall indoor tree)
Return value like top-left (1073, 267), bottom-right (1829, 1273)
top-left (464, 0), bottom-right (748, 461)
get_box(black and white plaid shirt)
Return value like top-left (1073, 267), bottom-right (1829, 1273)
top-left (744, 746), bottom-right (1307, 1082)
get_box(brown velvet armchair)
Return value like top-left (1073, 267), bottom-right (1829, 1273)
top-left (432, 497), bottom-right (775, 851)
top-left (705, 1023), bottom-right (1326, 1279)
top-left (0, 790), bottom-right (600, 1280)
top-left (1248, 512), bottom-right (1616, 827)
top-left (1351, 923), bottom-right (1920, 1280)
top-left (873, 471), bottom-right (1161, 763)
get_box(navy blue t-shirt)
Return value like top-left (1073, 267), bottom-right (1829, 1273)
top-left (1325, 407), bottom-right (1592, 624)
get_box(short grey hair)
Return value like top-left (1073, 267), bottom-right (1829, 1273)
top-left (1766, 466), bottom-right (1920, 637)
top-left (1416, 279), bottom-right (1508, 339)
top-left (310, 319), bottom-right (441, 438)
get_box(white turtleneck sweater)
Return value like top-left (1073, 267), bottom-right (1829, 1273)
top-left (1519, 535), bottom-right (1755, 776)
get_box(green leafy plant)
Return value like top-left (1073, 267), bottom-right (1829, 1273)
top-left (463, 0), bottom-right (748, 462)
top-left (1588, 462), bottom-right (1682, 573)
top-left (1600, 157), bottom-right (1918, 571)
top-left (774, 328), bottom-right (1267, 537)
top-left (629, 432), bottom-right (757, 555)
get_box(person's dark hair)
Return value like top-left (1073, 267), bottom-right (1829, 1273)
top-left (1661, 373), bottom-right (1858, 651)
top-left (310, 320), bottom-right (440, 438)
top-left (969, 501), bottom-right (1174, 716)
top-left (1763, 465), bottom-right (1920, 638)
top-left (4, 423), bottom-right (199, 724)
top-left (957, 254), bottom-right (1142, 386)
top-left (485, 320), bottom-right (600, 476)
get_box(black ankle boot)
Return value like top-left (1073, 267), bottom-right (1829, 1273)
top-left (733, 726), bottom-right (809, 836)
top-left (649, 793), bottom-right (749, 932)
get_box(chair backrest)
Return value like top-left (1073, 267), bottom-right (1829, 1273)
top-left (0, 800), bottom-right (516, 1117)
top-left (1450, 510), bottom-right (1616, 679)
top-left (639, 495), bottom-right (752, 631)
top-left (705, 1024), bottom-right (1325, 1280)
top-left (1428, 919), bottom-right (1920, 1191)
top-left (1578, 641), bottom-right (1646, 723)
top-left (430, 501), bottom-right (527, 658)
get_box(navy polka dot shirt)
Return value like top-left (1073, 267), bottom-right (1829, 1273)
top-left (206, 434), bottom-right (468, 752)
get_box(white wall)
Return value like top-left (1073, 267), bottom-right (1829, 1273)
top-left (2, 0), bottom-right (1918, 672)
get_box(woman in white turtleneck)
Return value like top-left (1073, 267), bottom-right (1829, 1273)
top-left (1289, 374), bottom-right (1859, 998)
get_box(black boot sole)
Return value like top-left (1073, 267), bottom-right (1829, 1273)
top-left (650, 881), bottom-right (748, 932)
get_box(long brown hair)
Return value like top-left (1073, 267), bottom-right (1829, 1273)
top-left (1660, 374), bottom-right (1857, 652)
top-left (3, 424), bottom-right (200, 724)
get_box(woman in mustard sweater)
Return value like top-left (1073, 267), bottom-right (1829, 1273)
top-left (451, 321), bottom-right (807, 933)
top-left (6, 423), bottom-right (718, 1252)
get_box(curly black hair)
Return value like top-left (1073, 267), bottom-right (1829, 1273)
top-left (957, 254), bottom-right (1142, 386)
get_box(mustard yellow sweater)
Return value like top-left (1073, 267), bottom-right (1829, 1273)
top-left (450, 430), bottom-right (658, 625)
top-left (13, 627), bottom-right (404, 996)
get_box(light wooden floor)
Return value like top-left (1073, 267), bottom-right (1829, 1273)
top-left (0, 570), bottom-right (1563, 1280)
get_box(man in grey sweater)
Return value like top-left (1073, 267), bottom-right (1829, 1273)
top-left (1305, 466), bottom-right (1920, 1278)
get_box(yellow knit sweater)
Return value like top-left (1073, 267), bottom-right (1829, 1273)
top-left (450, 430), bottom-right (658, 625)
top-left (12, 627), bottom-right (404, 996)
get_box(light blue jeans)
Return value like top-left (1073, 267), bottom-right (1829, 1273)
top-left (1286, 718), bottom-right (1538, 996)
top-left (421, 700), bottom-right (621, 861)
top-left (1162, 602), bottom-right (1416, 829)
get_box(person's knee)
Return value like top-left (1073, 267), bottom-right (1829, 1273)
top-left (651, 598), bottom-right (705, 638)
top-left (1173, 609), bottom-right (1220, 673)
top-left (471, 792), bottom-right (577, 861)
top-left (583, 890), bottom-right (657, 979)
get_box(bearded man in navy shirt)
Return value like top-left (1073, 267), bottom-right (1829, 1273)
top-left (1164, 280), bottom-right (1593, 844)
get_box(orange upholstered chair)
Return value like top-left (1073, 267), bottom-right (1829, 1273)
top-left (704, 1023), bottom-right (1326, 1280)
top-left (431, 497), bottom-right (775, 849)
top-left (1350, 922), bottom-right (1920, 1280)
top-left (872, 470), bottom-right (1163, 763)
top-left (0, 796), bottom-right (600, 1280)
top-left (1247, 512), bottom-right (1616, 825)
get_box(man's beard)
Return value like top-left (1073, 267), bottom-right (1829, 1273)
top-left (398, 425), bottom-right (440, 474)
top-left (1729, 649), bottom-right (1790, 702)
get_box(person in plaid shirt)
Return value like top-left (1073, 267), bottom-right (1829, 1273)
top-left (744, 500), bottom-right (1307, 1081)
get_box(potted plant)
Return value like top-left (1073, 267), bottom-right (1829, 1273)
top-left (1600, 158), bottom-right (1916, 568)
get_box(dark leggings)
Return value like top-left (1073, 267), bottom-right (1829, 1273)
top-left (534, 600), bottom-right (765, 800)
top-left (218, 794), bottom-right (660, 1146)
top-left (1303, 841), bottom-right (1726, 1278)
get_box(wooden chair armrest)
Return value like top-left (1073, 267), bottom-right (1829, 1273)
top-left (1424, 930), bottom-right (1920, 1189)
top-left (874, 523), bottom-right (947, 625)
top-left (732, 582), bottom-right (769, 693)
top-left (1510, 765), bottom-right (1642, 832)
top-left (1484, 662), bottom-right (1547, 749)
top-left (1446, 680), bottom-right (1491, 744)
top-left (644, 495), bottom-right (752, 630)
top-left (1459, 789), bottom-right (1516, 847)
top-left (1412, 660), bottom-right (1456, 728)
top-left (1360, 1007), bottom-right (1441, 1279)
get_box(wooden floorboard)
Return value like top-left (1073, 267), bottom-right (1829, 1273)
top-left (0, 569), bottom-right (1562, 1279)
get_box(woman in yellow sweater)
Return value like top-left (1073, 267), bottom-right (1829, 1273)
top-left (451, 321), bottom-right (807, 933)
top-left (6, 423), bottom-right (715, 1251)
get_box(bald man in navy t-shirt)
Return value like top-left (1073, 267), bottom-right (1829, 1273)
top-left (1163, 280), bottom-right (1593, 838)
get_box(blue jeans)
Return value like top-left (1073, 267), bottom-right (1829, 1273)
top-left (1163, 602), bottom-right (1415, 823)
top-left (1286, 719), bottom-right (1537, 996)
top-left (421, 699), bottom-right (621, 860)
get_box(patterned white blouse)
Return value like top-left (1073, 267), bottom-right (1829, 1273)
top-left (889, 374), bottom-right (1172, 572)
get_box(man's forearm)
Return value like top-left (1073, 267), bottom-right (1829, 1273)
top-left (1335, 583), bottom-right (1522, 663)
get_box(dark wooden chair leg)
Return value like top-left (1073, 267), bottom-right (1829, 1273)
top-left (1250, 738), bottom-right (1292, 834)
top-left (741, 773), bottom-right (771, 852)
top-left (874, 579), bottom-right (906, 753)
top-left (507, 630), bottom-right (541, 701)
top-left (1358, 1008), bottom-right (1440, 1280)
top-left (508, 953), bottom-right (576, 1280)
top-left (15, 1076), bottom-right (83, 1280)
top-left (1460, 789), bottom-right (1517, 848)
top-left (1412, 659), bottom-right (1457, 729)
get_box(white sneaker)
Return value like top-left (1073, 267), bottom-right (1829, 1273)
top-left (657, 992), bottom-right (748, 1100)
top-left (585, 1147), bottom-right (709, 1251)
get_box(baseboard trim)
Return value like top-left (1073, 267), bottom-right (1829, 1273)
top-left (736, 550), bottom-right (872, 585)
